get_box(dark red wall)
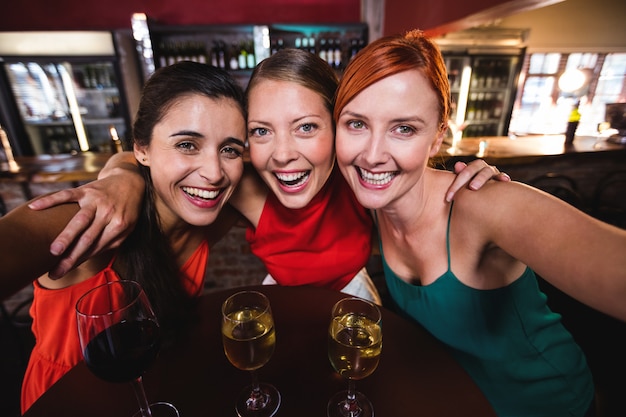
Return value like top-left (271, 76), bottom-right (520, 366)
top-left (0, 0), bottom-right (361, 31)
top-left (384, 0), bottom-right (551, 36)
top-left (1, 0), bottom-right (534, 36)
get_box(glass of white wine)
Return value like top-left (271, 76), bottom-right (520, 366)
top-left (221, 290), bottom-right (280, 417)
top-left (327, 297), bottom-right (382, 417)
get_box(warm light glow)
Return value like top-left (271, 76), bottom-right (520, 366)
top-left (558, 69), bottom-right (587, 93)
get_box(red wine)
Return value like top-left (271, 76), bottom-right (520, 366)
top-left (83, 319), bottom-right (160, 383)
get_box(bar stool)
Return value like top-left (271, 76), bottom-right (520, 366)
top-left (592, 170), bottom-right (626, 229)
top-left (527, 173), bottom-right (586, 211)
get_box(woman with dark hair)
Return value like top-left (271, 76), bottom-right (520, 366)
top-left (0, 61), bottom-right (247, 412)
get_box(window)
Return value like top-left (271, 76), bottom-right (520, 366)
top-left (509, 52), bottom-right (626, 136)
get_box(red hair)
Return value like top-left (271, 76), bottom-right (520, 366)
top-left (334, 29), bottom-right (450, 131)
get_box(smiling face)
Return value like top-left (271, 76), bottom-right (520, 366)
top-left (335, 70), bottom-right (445, 210)
top-left (134, 94), bottom-right (246, 229)
top-left (247, 79), bottom-right (335, 209)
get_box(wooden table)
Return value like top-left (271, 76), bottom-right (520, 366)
top-left (0, 152), bottom-right (112, 200)
top-left (23, 285), bottom-right (496, 417)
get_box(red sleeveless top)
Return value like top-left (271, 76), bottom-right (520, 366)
top-left (246, 168), bottom-right (372, 290)
top-left (21, 240), bottom-right (208, 413)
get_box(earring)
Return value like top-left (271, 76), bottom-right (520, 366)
top-left (142, 158), bottom-right (146, 162)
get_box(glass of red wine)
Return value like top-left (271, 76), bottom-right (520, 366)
top-left (76, 280), bottom-right (178, 417)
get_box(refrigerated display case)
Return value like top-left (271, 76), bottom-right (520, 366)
top-left (0, 31), bottom-right (131, 156)
top-left (435, 28), bottom-right (527, 139)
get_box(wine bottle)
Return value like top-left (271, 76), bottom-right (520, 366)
top-left (319, 39), bottom-right (327, 62)
top-left (333, 39), bottom-right (342, 69)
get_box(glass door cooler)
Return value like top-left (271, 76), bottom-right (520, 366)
top-left (435, 28), bottom-right (527, 139)
top-left (0, 31), bottom-right (130, 156)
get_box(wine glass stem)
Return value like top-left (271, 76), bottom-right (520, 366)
top-left (247, 370), bottom-right (268, 410)
top-left (131, 376), bottom-right (153, 417)
top-left (344, 379), bottom-right (361, 417)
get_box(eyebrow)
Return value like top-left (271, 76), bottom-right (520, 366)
top-left (225, 137), bottom-right (246, 147)
top-left (340, 110), bottom-right (426, 125)
top-left (170, 130), bottom-right (202, 138)
top-left (170, 130), bottom-right (245, 147)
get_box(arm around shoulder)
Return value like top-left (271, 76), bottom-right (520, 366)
top-left (0, 201), bottom-right (80, 300)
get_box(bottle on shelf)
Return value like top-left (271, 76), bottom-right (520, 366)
top-left (332, 39), bottom-right (342, 69)
top-left (246, 40), bottom-right (255, 69)
top-left (318, 38), bottom-right (327, 62)
top-left (325, 39), bottom-right (335, 66)
top-left (308, 37), bottom-right (316, 54)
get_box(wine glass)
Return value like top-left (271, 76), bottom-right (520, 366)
top-left (76, 280), bottom-right (178, 417)
top-left (327, 297), bottom-right (382, 417)
top-left (221, 290), bottom-right (280, 417)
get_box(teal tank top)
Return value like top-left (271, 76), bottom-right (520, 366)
top-left (380, 204), bottom-right (594, 417)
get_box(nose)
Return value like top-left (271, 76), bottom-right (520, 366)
top-left (361, 130), bottom-right (388, 166)
top-left (197, 150), bottom-right (225, 185)
top-left (270, 132), bottom-right (299, 165)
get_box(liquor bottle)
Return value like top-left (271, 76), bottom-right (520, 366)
top-left (319, 39), bottom-right (327, 62)
top-left (218, 41), bottom-right (226, 69)
top-left (197, 42), bottom-right (208, 64)
top-left (565, 102), bottom-right (581, 144)
top-left (333, 39), bottom-right (342, 69)
top-left (158, 42), bottom-right (168, 68)
top-left (466, 93), bottom-right (477, 120)
top-left (492, 93), bottom-right (504, 119)
top-left (167, 43), bottom-right (177, 65)
top-left (237, 42), bottom-right (246, 70)
top-left (349, 39), bottom-right (359, 60)
top-left (308, 37), bottom-right (316, 54)
top-left (246, 41), bottom-right (255, 69)
top-left (475, 93), bottom-right (485, 120)
top-left (326, 39), bottom-right (334, 66)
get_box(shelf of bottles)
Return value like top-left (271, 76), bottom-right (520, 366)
top-left (444, 54), bottom-right (522, 138)
top-left (139, 20), bottom-right (368, 87)
top-left (267, 23), bottom-right (368, 72)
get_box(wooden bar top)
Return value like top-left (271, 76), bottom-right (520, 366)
top-left (0, 152), bottom-right (113, 184)
top-left (439, 134), bottom-right (626, 165)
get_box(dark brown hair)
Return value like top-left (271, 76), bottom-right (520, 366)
top-left (119, 61), bottom-right (246, 341)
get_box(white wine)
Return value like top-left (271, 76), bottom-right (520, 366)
top-left (328, 312), bottom-right (382, 380)
top-left (222, 308), bottom-right (275, 371)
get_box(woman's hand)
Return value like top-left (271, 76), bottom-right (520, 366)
top-left (445, 160), bottom-right (510, 202)
top-left (28, 152), bottom-right (144, 278)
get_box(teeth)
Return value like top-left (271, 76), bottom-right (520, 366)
top-left (358, 167), bottom-right (395, 185)
top-left (275, 171), bottom-right (309, 187)
top-left (182, 186), bottom-right (220, 200)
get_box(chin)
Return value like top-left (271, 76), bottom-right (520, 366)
top-left (275, 193), bottom-right (314, 210)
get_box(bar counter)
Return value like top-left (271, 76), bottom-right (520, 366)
top-left (0, 152), bottom-right (113, 200)
top-left (439, 134), bottom-right (625, 163)
top-left (438, 134), bottom-right (626, 207)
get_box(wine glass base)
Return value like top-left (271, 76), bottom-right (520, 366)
top-left (327, 390), bottom-right (374, 417)
top-left (132, 402), bottom-right (180, 417)
top-left (236, 383), bottom-right (281, 417)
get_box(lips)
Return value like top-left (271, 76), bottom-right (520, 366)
top-left (274, 171), bottom-right (310, 188)
top-left (357, 167), bottom-right (397, 186)
top-left (182, 186), bottom-right (221, 200)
